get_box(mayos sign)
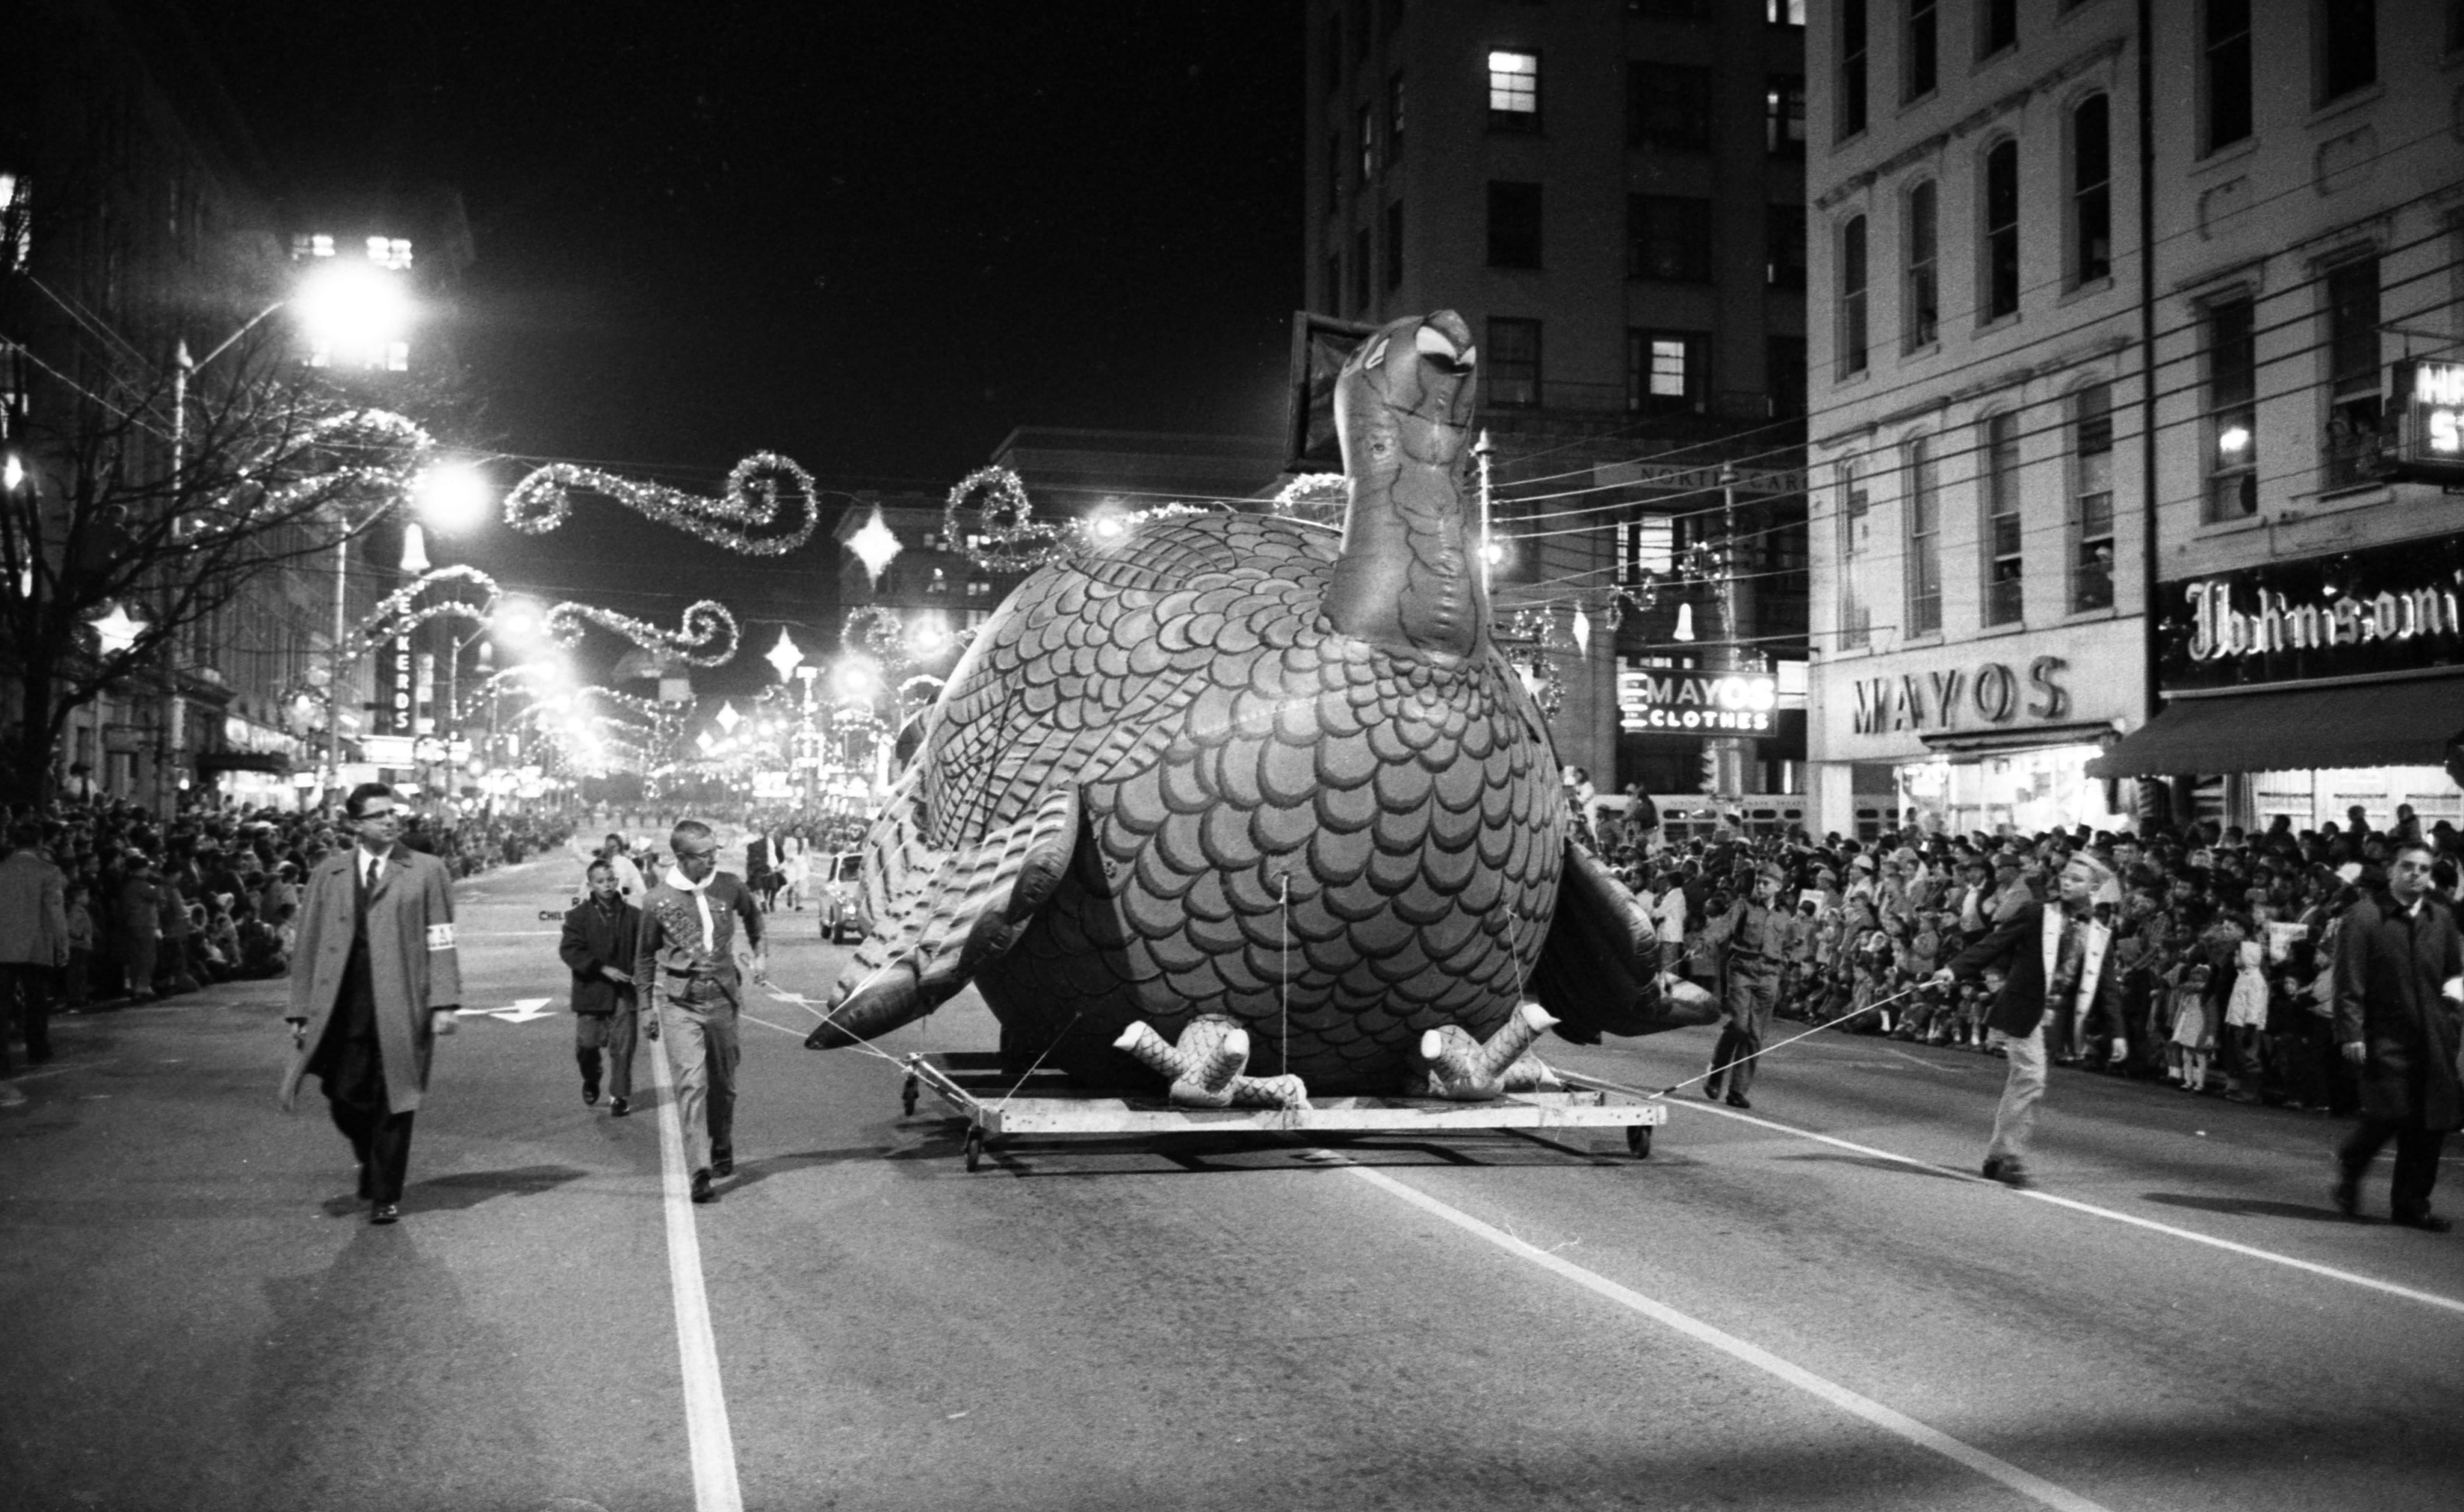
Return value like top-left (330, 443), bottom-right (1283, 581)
top-left (1846, 656), bottom-right (2073, 736)
top-left (2157, 535), bottom-right (2464, 691)
top-left (1618, 670), bottom-right (1777, 733)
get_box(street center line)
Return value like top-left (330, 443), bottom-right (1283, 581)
top-left (646, 1028), bottom-right (745, 1512)
top-left (1660, 1098), bottom-right (2464, 1317)
top-left (1342, 1162), bottom-right (2119, 1512)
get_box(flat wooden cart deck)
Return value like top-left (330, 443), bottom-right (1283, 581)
top-left (899, 1051), bottom-right (1667, 1170)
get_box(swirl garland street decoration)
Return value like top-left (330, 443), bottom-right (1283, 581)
top-left (943, 465), bottom-right (1064, 574)
top-left (504, 451), bottom-right (822, 557)
top-left (357, 565), bottom-right (501, 647)
top-left (544, 599), bottom-right (740, 668)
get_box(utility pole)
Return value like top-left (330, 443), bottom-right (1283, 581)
top-left (1706, 464), bottom-right (1755, 803)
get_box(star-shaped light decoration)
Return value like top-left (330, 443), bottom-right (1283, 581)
top-left (1570, 606), bottom-right (1591, 656)
top-left (90, 604), bottom-right (149, 656)
top-left (715, 700), bottom-right (742, 734)
top-left (695, 729), bottom-right (717, 754)
top-left (764, 627), bottom-right (804, 682)
top-left (847, 506), bottom-right (902, 585)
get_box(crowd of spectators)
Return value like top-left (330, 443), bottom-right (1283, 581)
top-left (1, 794), bottom-right (570, 1018)
top-left (1586, 800), bottom-right (2464, 1115)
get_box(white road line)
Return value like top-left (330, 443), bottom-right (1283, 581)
top-left (1664, 1098), bottom-right (2464, 1317)
top-left (741, 1014), bottom-right (805, 1038)
top-left (646, 1029), bottom-right (745, 1512)
top-left (1343, 1162), bottom-right (2119, 1512)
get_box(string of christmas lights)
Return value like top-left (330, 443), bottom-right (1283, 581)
top-left (544, 599), bottom-right (740, 667)
top-left (1270, 471), bottom-right (1347, 527)
top-left (504, 451), bottom-right (823, 556)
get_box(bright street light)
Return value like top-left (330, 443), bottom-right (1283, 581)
top-left (412, 461), bottom-right (493, 533)
top-left (295, 256), bottom-right (412, 369)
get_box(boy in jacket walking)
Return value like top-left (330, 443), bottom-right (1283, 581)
top-left (560, 858), bottom-right (643, 1115)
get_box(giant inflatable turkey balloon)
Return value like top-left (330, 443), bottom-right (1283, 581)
top-left (808, 310), bottom-right (1715, 1094)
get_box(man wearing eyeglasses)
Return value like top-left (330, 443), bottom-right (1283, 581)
top-left (2332, 841), bottom-right (2464, 1232)
top-left (635, 818), bottom-right (765, 1204)
top-left (280, 783), bottom-right (462, 1225)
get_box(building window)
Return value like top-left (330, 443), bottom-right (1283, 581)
top-left (1487, 317), bottom-right (1541, 408)
top-left (2202, 296), bottom-right (2257, 521)
top-left (1905, 179), bottom-right (1939, 349)
top-left (1766, 75), bottom-right (1806, 158)
top-left (1487, 181), bottom-right (1543, 268)
top-left (1839, 214), bottom-right (1869, 376)
top-left (1631, 64), bottom-right (1712, 150)
top-left (2071, 383), bottom-right (2115, 612)
top-left (1981, 411), bottom-right (2023, 624)
top-left (1326, 132), bottom-right (1342, 213)
top-left (1629, 194), bottom-right (1712, 282)
top-left (926, 568), bottom-right (949, 595)
top-left (1769, 0), bottom-right (1807, 25)
top-left (1355, 226), bottom-right (1373, 312)
top-left (0, 173), bottom-right (27, 273)
top-left (1487, 50), bottom-right (1540, 130)
top-left (1327, 10), bottom-right (1345, 89)
top-left (968, 579), bottom-right (993, 598)
top-left (1768, 336), bottom-right (1808, 418)
top-left (1768, 203), bottom-right (1807, 288)
top-left (2204, 0), bottom-right (2253, 151)
top-left (1627, 329), bottom-right (1707, 414)
top-left (1625, 514), bottom-right (1675, 585)
top-left (2073, 95), bottom-right (2112, 286)
top-left (1839, 461), bottom-right (1872, 648)
top-left (1905, 436), bottom-right (1942, 635)
top-left (2323, 255), bottom-right (2384, 489)
top-left (2318, 0), bottom-right (2376, 103)
top-left (1388, 72), bottom-right (1406, 160)
top-left (1353, 0), bottom-right (1372, 62)
top-left (1326, 250), bottom-right (1343, 317)
top-left (1358, 103), bottom-right (1377, 182)
top-left (1633, 0), bottom-right (1712, 17)
top-left (1384, 200), bottom-right (1404, 290)
top-left (1839, 0), bottom-right (1870, 140)
top-left (1980, 0), bottom-right (2017, 57)
top-left (1982, 140), bottom-right (2020, 321)
top-left (1905, 0), bottom-right (1939, 101)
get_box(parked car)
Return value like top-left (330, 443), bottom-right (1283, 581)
top-left (818, 851), bottom-right (866, 943)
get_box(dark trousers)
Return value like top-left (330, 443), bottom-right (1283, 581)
top-left (328, 1097), bottom-right (417, 1205)
top-left (2339, 1121), bottom-right (2448, 1221)
top-left (0, 961), bottom-right (54, 1068)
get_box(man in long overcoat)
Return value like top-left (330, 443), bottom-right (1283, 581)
top-left (2332, 840), bottom-right (2464, 1231)
top-left (1935, 853), bottom-right (2119, 1188)
top-left (281, 784), bottom-right (462, 1224)
top-left (559, 858), bottom-right (642, 1115)
top-left (0, 821), bottom-right (69, 1069)
top-left (1704, 864), bottom-right (1786, 1109)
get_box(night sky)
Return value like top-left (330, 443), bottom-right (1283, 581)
top-left (193, 1), bottom-right (1304, 693)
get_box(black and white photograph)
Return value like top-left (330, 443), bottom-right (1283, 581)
top-left (5, 2), bottom-right (2463, 1508)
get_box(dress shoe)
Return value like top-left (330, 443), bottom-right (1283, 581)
top-left (2331, 1170), bottom-right (2361, 1217)
top-left (1724, 1092), bottom-right (1751, 1109)
top-left (609, 1097), bottom-right (630, 1117)
top-left (2392, 1210), bottom-right (2453, 1233)
top-left (1701, 1083), bottom-right (1724, 1101)
top-left (1981, 1157), bottom-right (2030, 1189)
top-left (711, 1148), bottom-right (734, 1177)
top-left (583, 1083), bottom-right (600, 1106)
top-left (690, 1170), bottom-right (717, 1204)
top-left (369, 1202), bottom-right (400, 1225)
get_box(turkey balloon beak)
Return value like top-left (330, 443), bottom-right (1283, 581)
top-left (1403, 310), bottom-right (1477, 420)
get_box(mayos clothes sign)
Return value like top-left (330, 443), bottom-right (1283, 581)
top-left (2158, 535), bottom-right (2464, 692)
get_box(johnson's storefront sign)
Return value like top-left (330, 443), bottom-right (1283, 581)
top-left (2158, 536), bottom-right (2464, 691)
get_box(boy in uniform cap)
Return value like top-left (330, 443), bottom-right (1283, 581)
top-left (1704, 864), bottom-right (1788, 1108)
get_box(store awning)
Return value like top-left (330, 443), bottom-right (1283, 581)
top-left (1920, 720), bottom-right (2118, 756)
top-left (196, 750), bottom-right (294, 776)
top-left (2087, 680), bottom-right (2464, 778)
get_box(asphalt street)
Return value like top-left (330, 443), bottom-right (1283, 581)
top-left (5, 843), bottom-right (2461, 1512)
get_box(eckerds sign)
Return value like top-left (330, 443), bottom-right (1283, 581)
top-left (2157, 535), bottom-right (2464, 692)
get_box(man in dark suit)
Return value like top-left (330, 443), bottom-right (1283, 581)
top-left (280, 783), bottom-right (462, 1225)
top-left (2331, 841), bottom-right (2463, 1231)
top-left (560, 857), bottom-right (643, 1115)
top-left (1934, 852), bottom-right (2116, 1188)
